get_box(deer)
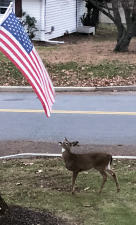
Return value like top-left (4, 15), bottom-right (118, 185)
top-left (58, 138), bottom-right (120, 194)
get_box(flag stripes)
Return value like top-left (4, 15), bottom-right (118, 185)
top-left (35, 50), bottom-right (54, 98)
top-left (0, 43), bottom-right (49, 116)
top-left (31, 49), bottom-right (54, 103)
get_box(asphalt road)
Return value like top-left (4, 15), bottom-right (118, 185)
top-left (0, 91), bottom-right (136, 145)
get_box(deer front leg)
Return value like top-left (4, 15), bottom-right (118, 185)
top-left (99, 171), bottom-right (107, 194)
top-left (72, 171), bottom-right (78, 194)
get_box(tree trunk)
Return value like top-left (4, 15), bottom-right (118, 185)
top-left (88, 0), bottom-right (135, 52)
top-left (114, 27), bottom-right (132, 52)
top-left (0, 195), bottom-right (9, 215)
top-left (112, 0), bottom-right (132, 52)
top-left (114, 36), bottom-right (132, 52)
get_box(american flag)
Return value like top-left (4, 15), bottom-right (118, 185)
top-left (0, 3), bottom-right (55, 117)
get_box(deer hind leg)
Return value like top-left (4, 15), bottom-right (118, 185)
top-left (106, 169), bottom-right (120, 193)
top-left (72, 171), bottom-right (78, 194)
top-left (99, 171), bottom-right (107, 194)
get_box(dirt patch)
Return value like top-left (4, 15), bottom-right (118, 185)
top-left (38, 34), bottom-right (136, 65)
top-left (0, 206), bottom-right (72, 225)
top-left (36, 34), bottom-right (136, 87)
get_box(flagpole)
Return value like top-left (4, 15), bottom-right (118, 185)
top-left (0, 2), bottom-right (13, 26)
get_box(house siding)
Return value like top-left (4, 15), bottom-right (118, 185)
top-left (22, 0), bottom-right (41, 40)
top-left (40, 0), bottom-right (45, 41)
top-left (76, 0), bottom-right (84, 27)
top-left (44, 0), bottom-right (81, 40)
top-left (0, 14), bottom-right (3, 20)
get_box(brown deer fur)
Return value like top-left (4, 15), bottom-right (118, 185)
top-left (59, 138), bottom-right (120, 194)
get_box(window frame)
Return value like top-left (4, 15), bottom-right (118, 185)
top-left (0, 0), bottom-right (22, 17)
top-left (0, 0), bottom-right (11, 14)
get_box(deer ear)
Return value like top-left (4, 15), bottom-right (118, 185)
top-left (64, 137), bottom-right (68, 141)
top-left (58, 142), bottom-right (62, 146)
top-left (72, 141), bottom-right (79, 146)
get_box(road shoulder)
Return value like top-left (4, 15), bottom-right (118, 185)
top-left (0, 140), bottom-right (135, 157)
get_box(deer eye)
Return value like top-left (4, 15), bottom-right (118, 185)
top-left (65, 142), bottom-right (68, 145)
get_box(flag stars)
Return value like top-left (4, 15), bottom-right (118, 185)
top-left (2, 10), bottom-right (33, 54)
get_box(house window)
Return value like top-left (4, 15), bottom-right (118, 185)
top-left (15, 0), bottom-right (22, 18)
top-left (0, 0), bottom-right (11, 14)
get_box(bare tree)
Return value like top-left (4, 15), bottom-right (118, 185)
top-left (87, 0), bottom-right (136, 52)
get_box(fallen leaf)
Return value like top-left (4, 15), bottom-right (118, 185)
top-left (36, 169), bottom-right (43, 174)
top-left (16, 183), bottom-right (22, 186)
top-left (84, 187), bottom-right (90, 191)
top-left (83, 205), bottom-right (91, 207)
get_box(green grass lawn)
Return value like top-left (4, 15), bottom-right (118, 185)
top-left (92, 23), bottom-right (118, 42)
top-left (1, 157), bottom-right (136, 225)
top-left (1, 53), bottom-right (136, 87)
top-left (46, 60), bottom-right (136, 79)
top-left (45, 60), bottom-right (136, 86)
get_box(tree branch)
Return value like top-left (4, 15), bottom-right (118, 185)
top-left (88, 0), bottom-right (116, 22)
top-left (121, 1), bottom-right (131, 30)
top-left (102, 1), bottom-right (113, 11)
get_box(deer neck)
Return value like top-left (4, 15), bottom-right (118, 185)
top-left (62, 147), bottom-right (71, 162)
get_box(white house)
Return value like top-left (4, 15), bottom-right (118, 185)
top-left (0, 0), bottom-right (84, 41)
